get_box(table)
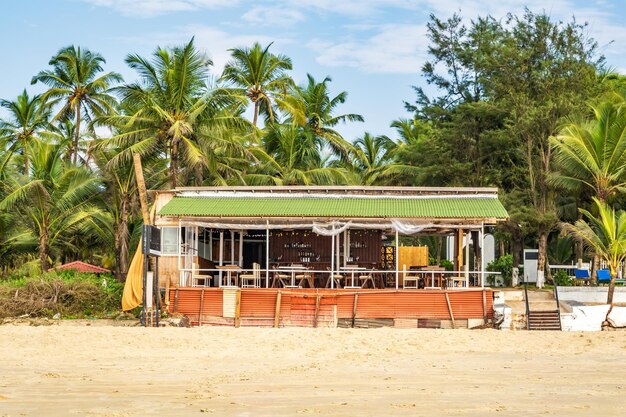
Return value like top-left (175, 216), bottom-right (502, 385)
top-left (278, 265), bottom-right (307, 287)
top-left (217, 265), bottom-right (241, 287)
top-left (448, 276), bottom-right (468, 288)
top-left (340, 266), bottom-right (368, 288)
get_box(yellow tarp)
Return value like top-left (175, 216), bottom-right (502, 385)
top-left (121, 240), bottom-right (144, 311)
top-left (121, 204), bottom-right (157, 311)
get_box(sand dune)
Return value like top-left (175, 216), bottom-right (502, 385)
top-left (1, 323), bottom-right (625, 416)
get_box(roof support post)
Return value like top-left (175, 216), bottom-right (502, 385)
top-left (238, 230), bottom-right (244, 267)
top-left (330, 224), bottom-right (335, 289)
top-left (230, 231), bottom-right (235, 265)
top-left (218, 231), bottom-right (224, 287)
top-left (395, 229), bottom-right (399, 290)
top-left (265, 221), bottom-right (270, 288)
top-left (465, 230), bottom-right (470, 283)
top-left (480, 223), bottom-right (485, 288)
top-left (177, 218), bottom-right (182, 286)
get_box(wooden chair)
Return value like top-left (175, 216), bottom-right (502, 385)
top-left (240, 263), bottom-right (261, 288)
top-left (402, 264), bottom-right (419, 289)
top-left (325, 267), bottom-right (343, 288)
top-left (271, 266), bottom-right (290, 288)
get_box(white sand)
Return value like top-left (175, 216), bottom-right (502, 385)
top-left (1, 323), bottom-right (625, 416)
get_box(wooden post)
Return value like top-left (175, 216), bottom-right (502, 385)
top-left (198, 289), bottom-right (205, 327)
top-left (274, 291), bottom-right (282, 328)
top-left (314, 294), bottom-right (321, 328)
top-left (482, 289), bottom-right (487, 323)
top-left (234, 290), bottom-right (241, 328)
top-left (173, 288), bottom-right (179, 313)
top-left (444, 291), bottom-right (456, 329)
top-left (351, 293), bottom-right (359, 328)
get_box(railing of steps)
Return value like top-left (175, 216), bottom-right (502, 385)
top-left (553, 283), bottom-right (562, 330)
top-left (523, 278), bottom-right (530, 330)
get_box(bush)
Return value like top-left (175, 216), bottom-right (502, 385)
top-left (552, 269), bottom-right (573, 286)
top-left (439, 259), bottom-right (453, 271)
top-left (0, 271), bottom-right (123, 318)
top-left (487, 254), bottom-right (513, 287)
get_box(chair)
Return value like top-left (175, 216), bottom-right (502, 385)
top-left (325, 267), bottom-right (343, 288)
top-left (402, 264), bottom-right (419, 289)
top-left (271, 266), bottom-right (290, 288)
top-left (574, 269), bottom-right (590, 285)
top-left (240, 263), bottom-right (261, 288)
top-left (358, 272), bottom-right (375, 288)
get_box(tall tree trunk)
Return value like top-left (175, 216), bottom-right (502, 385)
top-left (435, 236), bottom-right (443, 264)
top-left (73, 108), bottom-right (81, 165)
top-left (537, 231), bottom-right (548, 288)
top-left (113, 198), bottom-right (129, 282)
top-left (39, 229), bottom-right (49, 272)
top-left (170, 140), bottom-right (178, 189)
top-left (253, 101), bottom-right (259, 127)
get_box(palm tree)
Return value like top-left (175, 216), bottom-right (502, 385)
top-left (220, 42), bottom-right (293, 127)
top-left (0, 141), bottom-right (105, 271)
top-left (245, 124), bottom-right (349, 185)
top-left (343, 133), bottom-right (419, 185)
top-left (286, 74), bottom-right (363, 158)
top-left (0, 90), bottom-right (52, 174)
top-left (99, 39), bottom-right (249, 188)
top-left (31, 45), bottom-right (122, 164)
top-left (564, 198), bottom-right (626, 307)
top-left (551, 100), bottom-right (626, 202)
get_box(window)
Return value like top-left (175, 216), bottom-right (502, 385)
top-left (161, 227), bottom-right (179, 255)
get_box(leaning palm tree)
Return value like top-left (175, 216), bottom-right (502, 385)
top-left (220, 42), bottom-right (293, 127)
top-left (0, 90), bottom-right (53, 174)
top-left (564, 198), bottom-right (626, 309)
top-left (31, 45), bottom-right (122, 164)
top-left (0, 141), bottom-right (106, 271)
top-left (99, 38), bottom-right (249, 188)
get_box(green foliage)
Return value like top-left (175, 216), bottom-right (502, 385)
top-left (439, 259), bottom-right (454, 271)
top-left (487, 255), bottom-right (513, 287)
top-left (552, 269), bottom-right (573, 286)
top-left (0, 271), bottom-right (123, 318)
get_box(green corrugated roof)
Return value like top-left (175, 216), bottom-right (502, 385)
top-left (158, 196), bottom-right (508, 219)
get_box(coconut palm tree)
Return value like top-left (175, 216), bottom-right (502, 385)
top-left (0, 141), bottom-right (105, 271)
top-left (99, 38), bottom-right (249, 188)
top-left (564, 198), bottom-right (626, 306)
top-left (285, 74), bottom-right (363, 158)
top-left (551, 100), bottom-right (626, 202)
top-left (342, 133), bottom-right (419, 185)
top-left (0, 90), bottom-right (53, 174)
top-left (31, 45), bottom-right (122, 164)
top-left (245, 124), bottom-right (349, 185)
top-left (220, 42), bottom-right (293, 127)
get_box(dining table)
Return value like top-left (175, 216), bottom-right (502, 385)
top-left (217, 264), bottom-right (241, 287)
top-left (277, 265), bottom-right (307, 287)
top-left (340, 265), bottom-right (368, 288)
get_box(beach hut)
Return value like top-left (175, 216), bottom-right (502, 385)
top-left (147, 186), bottom-right (508, 327)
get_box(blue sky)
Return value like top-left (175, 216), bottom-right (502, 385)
top-left (1, 0), bottom-right (625, 140)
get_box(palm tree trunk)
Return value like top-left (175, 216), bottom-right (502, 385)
top-left (39, 229), bottom-right (49, 272)
top-left (170, 140), bottom-right (178, 188)
top-left (113, 198), bottom-right (129, 282)
top-left (253, 101), bottom-right (259, 127)
top-left (73, 107), bottom-right (81, 164)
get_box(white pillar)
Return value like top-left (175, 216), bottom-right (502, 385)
top-left (343, 230), bottom-right (348, 267)
top-left (480, 223), bottom-right (485, 288)
top-left (265, 223), bottom-right (270, 288)
top-left (465, 231), bottom-right (470, 281)
top-left (209, 229), bottom-right (213, 260)
top-left (218, 231), bottom-right (224, 287)
top-left (177, 219), bottom-right (182, 286)
top-left (395, 229), bottom-right (399, 290)
top-left (330, 225), bottom-right (335, 289)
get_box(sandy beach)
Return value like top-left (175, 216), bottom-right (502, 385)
top-left (1, 323), bottom-right (625, 416)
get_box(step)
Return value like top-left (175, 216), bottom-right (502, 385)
top-left (525, 290), bottom-right (556, 301)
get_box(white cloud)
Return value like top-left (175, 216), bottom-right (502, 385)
top-left (242, 6), bottom-right (305, 26)
top-left (83, 0), bottom-right (237, 18)
top-left (308, 24), bottom-right (428, 74)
